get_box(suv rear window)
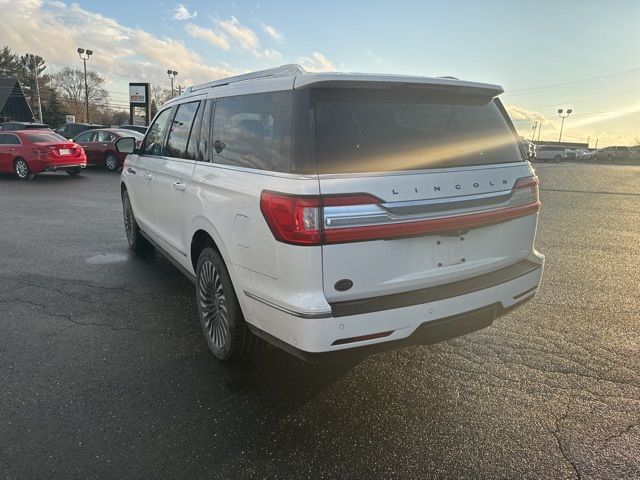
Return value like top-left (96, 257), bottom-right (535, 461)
top-left (313, 88), bottom-right (523, 174)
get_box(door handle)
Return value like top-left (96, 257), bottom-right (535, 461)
top-left (127, 167), bottom-right (136, 174)
top-left (143, 173), bottom-right (153, 181)
top-left (172, 182), bottom-right (187, 192)
top-left (101, 144), bottom-right (108, 147)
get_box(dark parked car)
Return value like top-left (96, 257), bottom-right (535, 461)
top-left (55, 123), bottom-right (105, 140)
top-left (119, 124), bottom-right (148, 134)
top-left (0, 121), bottom-right (51, 131)
top-left (73, 128), bottom-right (144, 171)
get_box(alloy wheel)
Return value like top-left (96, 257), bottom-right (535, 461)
top-left (15, 160), bottom-right (28, 179)
top-left (198, 261), bottom-right (229, 349)
top-left (105, 155), bottom-right (118, 171)
top-left (123, 197), bottom-right (135, 244)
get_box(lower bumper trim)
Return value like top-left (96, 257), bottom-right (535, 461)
top-left (249, 297), bottom-right (534, 363)
top-left (330, 259), bottom-right (541, 318)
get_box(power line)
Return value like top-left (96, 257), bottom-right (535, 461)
top-left (505, 68), bottom-right (640, 96)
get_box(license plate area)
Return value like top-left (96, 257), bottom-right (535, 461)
top-left (430, 234), bottom-right (468, 268)
top-left (59, 149), bottom-right (71, 156)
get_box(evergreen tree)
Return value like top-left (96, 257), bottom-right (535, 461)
top-left (0, 46), bottom-right (20, 77)
top-left (42, 88), bottom-right (66, 128)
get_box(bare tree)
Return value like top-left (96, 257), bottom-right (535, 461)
top-left (53, 67), bottom-right (109, 122)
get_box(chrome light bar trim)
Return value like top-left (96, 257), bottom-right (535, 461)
top-left (324, 184), bottom-right (536, 230)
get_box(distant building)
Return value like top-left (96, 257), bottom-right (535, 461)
top-left (0, 77), bottom-right (35, 122)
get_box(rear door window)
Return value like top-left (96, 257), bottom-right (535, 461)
top-left (313, 88), bottom-right (523, 174)
top-left (166, 101), bottom-right (200, 159)
top-left (211, 91), bottom-right (292, 172)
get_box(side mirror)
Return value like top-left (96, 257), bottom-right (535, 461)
top-left (116, 137), bottom-right (137, 154)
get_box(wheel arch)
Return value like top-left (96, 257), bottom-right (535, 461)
top-left (189, 216), bottom-right (230, 274)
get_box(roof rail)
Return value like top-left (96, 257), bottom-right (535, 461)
top-left (438, 76), bottom-right (459, 80)
top-left (187, 64), bottom-right (306, 93)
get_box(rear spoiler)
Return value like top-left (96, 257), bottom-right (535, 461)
top-left (293, 73), bottom-right (504, 98)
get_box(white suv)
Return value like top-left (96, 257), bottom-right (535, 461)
top-left (117, 65), bottom-right (544, 363)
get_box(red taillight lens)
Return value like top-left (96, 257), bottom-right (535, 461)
top-left (512, 176), bottom-right (540, 206)
top-left (260, 192), bottom-right (382, 245)
top-left (260, 191), bottom-right (322, 245)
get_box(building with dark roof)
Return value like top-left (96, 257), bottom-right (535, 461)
top-left (0, 77), bottom-right (35, 122)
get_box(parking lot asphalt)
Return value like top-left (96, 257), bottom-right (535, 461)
top-left (1, 164), bottom-right (639, 480)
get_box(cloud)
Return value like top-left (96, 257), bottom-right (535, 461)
top-left (365, 50), bottom-right (383, 64)
top-left (214, 16), bottom-right (259, 51)
top-left (185, 23), bottom-right (229, 50)
top-left (190, 17), bottom-right (281, 59)
top-left (297, 52), bottom-right (335, 72)
top-left (506, 105), bottom-right (547, 123)
top-left (262, 23), bottom-right (284, 43)
top-left (172, 4), bottom-right (197, 21)
top-left (261, 48), bottom-right (282, 60)
top-left (0, 0), bottom-right (237, 91)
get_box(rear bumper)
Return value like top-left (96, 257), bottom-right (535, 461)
top-left (243, 252), bottom-right (544, 362)
top-left (250, 301), bottom-right (525, 363)
top-left (42, 163), bottom-right (86, 172)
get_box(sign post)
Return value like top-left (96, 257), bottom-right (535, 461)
top-left (128, 82), bottom-right (151, 126)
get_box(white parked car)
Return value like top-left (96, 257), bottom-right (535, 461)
top-left (535, 146), bottom-right (566, 163)
top-left (117, 65), bottom-right (544, 362)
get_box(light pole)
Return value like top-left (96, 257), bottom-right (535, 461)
top-left (531, 121), bottom-right (538, 141)
top-left (167, 70), bottom-right (178, 97)
top-left (557, 108), bottom-right (572, 143)
top-left (77, 48), bottom-right (93, 122)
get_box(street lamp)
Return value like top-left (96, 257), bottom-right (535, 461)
top-left (557, 108), bottom-right (573, 143)
top-left (167, 70), bottom-right (178, 97)
top-left (77, 48), bottom-right (93, 122)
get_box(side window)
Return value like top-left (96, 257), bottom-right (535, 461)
top-left (4, 134), bottom-right (20, 145)
top-left (211, 91), bottom-right (292, 172)
top-left (98, 132), bottom-right (115, 142)
top-left (142, 108), bottom-right (173, 156)
top-left (186, 101), bottom-right (204, 160)
top-left (189, 99), bottom-right (213, 162)
top-left (75, 131), bottom-right (92, 142)
top-left (166, 101), bottom-right (200, 159)
top-left (0, 134), bottom-right (6, 144)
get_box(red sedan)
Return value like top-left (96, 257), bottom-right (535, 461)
top-left (73, 128), bottom-right (144, 171)
top-left (0, 130), bottom-right (87, 180)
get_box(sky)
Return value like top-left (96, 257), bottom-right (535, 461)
top-left (1, 0), bottom-right (638, 146)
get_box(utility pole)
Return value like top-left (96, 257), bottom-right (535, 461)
top-left (167, 70), bottom-right (178, 97)
top-left (33, 62), bottom-right (43, 123)
top-left (595, 138), bottom-right (598, 148)
top-left (531, 122), bottom-right (538, 141)
top-left (537, 123), bottom-right (542, 141)
top-left (557, 108), bottom-right (573, 143)
top-left (77, 48), bottom-right (93, 122)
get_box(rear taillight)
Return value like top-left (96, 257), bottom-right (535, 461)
top-left (260, 177), bottom-right (540, 246)
top-left (260, 192), bottom-right (380, 246)
top-left (511, 176), bottom-right (540, 206)
top-left (260, 192), bottom-right (322, 245)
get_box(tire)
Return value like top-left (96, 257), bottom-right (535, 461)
top-left (122, 190), bottom-right (152, 252)
top-left (196, 247), bottom-right (265, 362)
top-left (553, 155), bottom-right (561, 163)
top-left (14, 158), bottom-right (34, 180)
top-left (105, 154), bottom-right (119, 171)
top-left (66, 167), bottom-right (82, 176)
